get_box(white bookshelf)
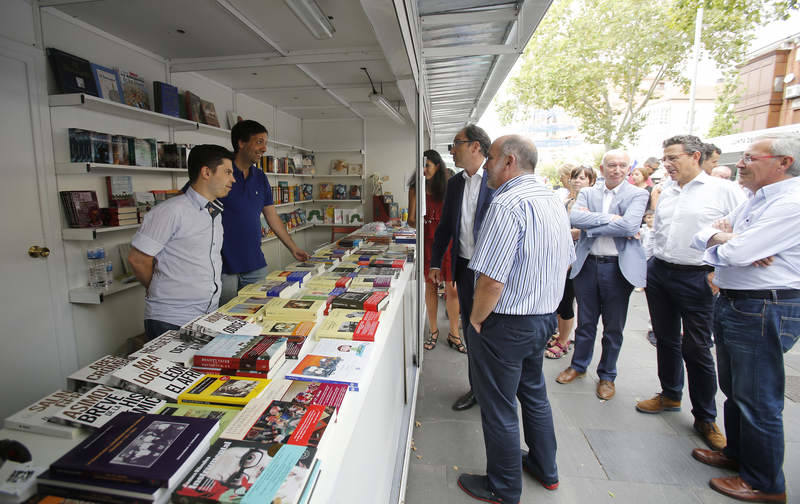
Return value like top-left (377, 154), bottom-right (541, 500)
top-left (62, 224), bottom-right (140, 241)
top-left (68, 280), bottom-right (142, 304)
top-left (55, 162), bottom-right (186, 175)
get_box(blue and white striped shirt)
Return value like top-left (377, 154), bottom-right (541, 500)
top-left (469, 174), bottom-right (576, 315)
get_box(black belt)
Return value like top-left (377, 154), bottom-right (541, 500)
top-left (720, 288), bottom-right (800, 301)
top-left (654, 257), bottom-right (713, 272)
top-left (588, 255), bottom-right (618, 263)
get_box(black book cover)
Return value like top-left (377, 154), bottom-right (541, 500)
top-left (47, 47), bottom-right (99, 96)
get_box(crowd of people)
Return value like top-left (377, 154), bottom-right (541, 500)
top-left (415, 124), bottom-right (799, 504)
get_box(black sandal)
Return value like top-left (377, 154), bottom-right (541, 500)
top-left (424, 329), bottom-right (439, 350)
top-left (447, 333), bottom-right (467, 353)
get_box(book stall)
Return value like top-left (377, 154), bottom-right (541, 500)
top-left (0, 222), bottom-right (418, 504)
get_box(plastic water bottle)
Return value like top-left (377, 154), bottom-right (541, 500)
top-left (87, 247), bottom-right (108, 288)
top-left (87, 248), bottom-right (100, 288)
top-left (105, 258), bottom-right (113, 287)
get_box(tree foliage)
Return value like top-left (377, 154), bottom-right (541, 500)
top-left (498, 0), bottom-right (796, 150)
top-left (707, 70), bottom-right (741, 137)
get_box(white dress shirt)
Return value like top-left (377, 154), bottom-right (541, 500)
top-left (589, 184), bottom-right (622, 256)
top-left (458, 167), bottom-right (484, 260)
top-left (653, 172), bottom-right (744, 265)
top-left (692, 176), bottom-right (800, 289)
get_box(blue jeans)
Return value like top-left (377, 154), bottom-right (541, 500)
top-left (714, 294), bottom-right (800, 494)
top-left (144, 319), bottom-right (179, 341)
top-left (571, 258), bottom-right (634, 381)
top-left (469, 312), bottom-right (558, 503)
top-left (220, 266), bottom-right (268, 305)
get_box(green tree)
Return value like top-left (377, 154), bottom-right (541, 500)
top-left (498, 0), bottom-right (795, 150)
top-left (707, 70), bottom-right (741, 138)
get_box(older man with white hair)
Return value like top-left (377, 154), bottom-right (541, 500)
top-left (555, 149), bottom-right (649, 400)
top-left (691, 134), bottom-right (800, 503)
top-left (710, 165), bottom-right (733, 179)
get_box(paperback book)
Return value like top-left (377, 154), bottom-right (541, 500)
top-left (50, 412), bottom-right (218, 488)
top-left (280, 381), bottom-right (348, 412)
top-left (120, 71), bottom-right (149, 110)
top-left (3, 390), bottom-right (82, 439)
top-left (52, 385), bottom-right (165, 429)
top-left (315, 310), bottom-right (380, 341)
top-left (36, 469), bottom-right (169, 504)
top-left (192, 335), bottom-right (287, 373)
top-left (262, 299), bottom-right (325, 322)
top-left (259, 320), bottom-right (316, 339)
top-left (285, 339), bottom-right (374, 391)
top-left (153, 82), bottom-right (179, 117)
top-left (177, 375), bottom-right (270, 410)
top-left (238, 280), bottom-right (300, 299)
top-left (113, 354), bottom-right (205, 401)
top-left (180, 312), bottom-right (263, 344)
top-left (0, 461), bottom-right (46, 504)
top-left (156, 403), bottom-right (239, 443)
top-left (221, 400), bottom-right (333, 448)
top-left (128, 330), bottom-right (204, 368)
top-left (67, 355), bottom-right (131, 393)
top-left (329, 291), bottom-right (389, 311)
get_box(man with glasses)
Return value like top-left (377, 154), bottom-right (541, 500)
top-left (691, 134), bottom-right (800, 503)
top-left (555, 150), bottom-right (648, 400)
top-left (429, 124), bottom-right (494, 411)
top-left (635, 135), bottom-right (743, 452)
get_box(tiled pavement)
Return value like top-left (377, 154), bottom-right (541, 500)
top-left (405, 291), bottom-right (800, 504)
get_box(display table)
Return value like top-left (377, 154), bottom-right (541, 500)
top-left (0, 261), bottom-right (420, 504)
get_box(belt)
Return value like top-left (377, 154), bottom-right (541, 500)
top-left (654, 257), bottom-right (713, 272)
top-left (720, 288), bottom-right (800, 301)
top-left (588, 255), bottom-right (618, 263)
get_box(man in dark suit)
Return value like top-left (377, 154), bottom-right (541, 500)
top-left (429, 124), bottom-right (494, 411)
top-left (555, 150), bottom-right (649, 400)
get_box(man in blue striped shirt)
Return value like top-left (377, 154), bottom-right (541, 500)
top-left (456, 135), bottom-right (575, 504)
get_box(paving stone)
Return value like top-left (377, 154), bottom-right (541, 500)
top-left (787, 375), bottom-right (800, 403)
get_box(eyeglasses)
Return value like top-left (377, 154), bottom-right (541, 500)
top-left (448, 139), bottom-right (473, 151)
top-left (661, 153), bottom-right (692, 164)
top-left (741, 153), bottom-right (784, 164)
top-left (604, 163), bottom-right (629, 169)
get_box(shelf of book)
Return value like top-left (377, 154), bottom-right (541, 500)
top-left (315, 199), bottom-right (364, 204)
top-left (313, 174), bottom-right (365, 179)
top-left (55, 162), bottom-right (187, 175)
top-left (274, 199), bottom-right (315, 209)
top-left (62, 223), bottom-right (140, 241)
top-left (313, 222), bottom-right (365, 227)
top-left (266, 172), bottom-right (315, 178)
top-left (261, 223), bottom-right (315, 243)
top-left (49, 93), bottom-right (199, 131)
top-left (68, 280), bottom-right (142, 304)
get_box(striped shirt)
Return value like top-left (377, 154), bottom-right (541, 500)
top-left (470, 174), bottom-right (576, 315)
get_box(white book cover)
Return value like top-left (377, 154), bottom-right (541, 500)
top-left (180, 312), bottom-right (262, 342)
top-left (0, 462), bottom-right (46, 502)
top-left (128, 330), bottom-right (204, 367)
top-left (66, 355), bottom-right (131, 392)
top-left (3, 390), bottom-right (82, 439)
top-left (285, 339), bottom-right (374, 391)
top-left (113, 354), bottom-right (205, 401)
top-left (51, 385), bottom-right (165, 429)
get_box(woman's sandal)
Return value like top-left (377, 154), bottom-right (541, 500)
top-left (447, 333), bottom-right (467, 354)
top-left (424, 329), bottom-right (439, 350)
top-left (545, 340), bottom-right (572, 359)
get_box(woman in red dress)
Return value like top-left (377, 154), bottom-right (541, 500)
top-left (408, 149), bottom-right (460, 351)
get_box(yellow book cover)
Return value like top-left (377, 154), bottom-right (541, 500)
top-left (260, 319), bottom-right (317, 338)
top-left (238, 280), bottom-right (287, 297)
top-left (177, 374), bottom-right (270, 410)
top-left (315, 309), bottom-right (367, 340)
top-left (217, 296), bottom-right (269, 321)
top-left (263, 299), bottom-right (326, 321)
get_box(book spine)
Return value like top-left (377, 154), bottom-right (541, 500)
top-left (49, 467), bottom-right (161, 489)
top-left (3, 419), bottom-right (76, 439)
top-left (192, 355), bottom-right (246, 371)
top-left (176, 398), bottom-right (243, 410)
top-left (37, 483), bottom-right (149, 504)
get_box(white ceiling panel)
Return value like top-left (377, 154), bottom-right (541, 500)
top-left (285, 106), bottom-right (356, 120)
top-left (53, 0), bottom-right (276, 58)
top-left (245, 87), bottom-right (341, 108)
top-left (300, 60), bottom-right (395, 88)
top-left (199, 65), bottom-right (316, 91)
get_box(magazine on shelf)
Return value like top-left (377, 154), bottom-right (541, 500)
top-left (4, 390), bottom-right (83, 439)
top-left (51, 385), bottom-right (166, 429)
top-left (50, 412), bottom-right (218, 489)
top-left (285, 339), bottom-right (374, 391)
top-left (113, 354), bottom-right (205, 401)
top-left (177, 374), bottom-right (270, 409)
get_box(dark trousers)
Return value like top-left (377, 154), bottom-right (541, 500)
top-left (144, 319), bottom-right (180, 341)
top-left (645, 258), bottom-right (717, 422)
top-left (715, 294), bottom-right (800, 494)
top-left (469, 312), bottom-right (558, 502)
top-left (455, 256), bottom-right (476, 391)
top-left (570, 257), bottom-right (634, 381)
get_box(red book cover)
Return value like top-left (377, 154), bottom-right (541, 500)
top-left (334, 276), bottom-right (351, 288)
top-left (364, 291), bottom-right (389, 311)
top-left (353, 311), bottom-right (380, 341)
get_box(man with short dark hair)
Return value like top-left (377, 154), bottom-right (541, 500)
top-left (457, 135), bottom-right (573, 504)
top-left (700, 143), bottom-right (722, 174)
top-left (220, 120), bottom-right (309, 304)
top-left (128, 145), bottom-right (235, 340)
top-left (429, 123), bottom-right (494, 411)
top-left (636, 135), bottom-right (743, 452)
top-left (691, 134), bottom-right (800, 503)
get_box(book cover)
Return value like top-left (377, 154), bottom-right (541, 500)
top-left (0, 461), bottom-right (46, 503)
top-left (260, 321), bottom-right (315, 339)
top-left (349, 185), bottom-right (361, 200)
top-left (284, 261), bottom-right (325, 275)
top-left (223, 400), bottom-right (332, 448)
top-left (37, 469), bottom-right (168, 503)
top-left (347, 163), bottom-right (363, 176)
top-left (262, 299), bottom-right (325, 322)
top-left (285, 339), bottom-right (374, 391)
top-left (68, 128), bottom-right (91, 162)
top-left (47, 47), bottom-right (98, 96)
top-left (191, 353), bottom-right (285, 381)
top-left (105, 175), bottom-right (134, 207)
top-left (180, 312), bottom-right (263, 344)
top-left (333, 184), bottom-right (347, 200)
top-left (111, 135), bottom-right (130, 165)
top-left (128, 330), bottom-right (204, 368)
top-left (199, 99), bottom-right (220, 127)
top-left (238, 280), bottom-right (300, 299)
top-left (193, 335), bottom-right (286, 372)
top-left (156, 403), bottom-right (239, 443)
top-left (67, 354), bottom-right (131, 393)
top-left (178, 375), bottom-right (270, 410)
top-left (153, 81), bottom-right (179, 117)
top-left (3, 390), bottom-right (82, 439)
top-left (90, 63), bottom-right (124, 103)
top-left (185, 91), bottom-right (203, 122)
top-left (317, 184), bottom-right (332, 200)
top-left (120, 71), bottom-right (149, 110)
top-left (90, 131), bottom-right (112, 164)
top-left (171, 439), bottom-right (315, 504)
top-left (280, 381), bottom-right (347, 411)
top-left (330, 291), bottom-right (389, 311)
top-left (314, 309), bottom-right (366, 341)
top-left (50, 412), bottom-right (218, 488)
top-left (240, 444), bottom-right (315, 504)
top-left (285, 339), bottom-right (307, 360)
top-left (52, 385), bottom-right (166, 429)
top-left (113, 354), bottom-right (205, 401)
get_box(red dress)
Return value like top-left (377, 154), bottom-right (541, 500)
top-left (423, 193), bottom-right (453, 282)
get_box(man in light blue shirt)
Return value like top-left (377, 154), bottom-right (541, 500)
top-left (690, 134), bottom-right (800, 503)
top-left (457, 135), bottom-right (574, 504)
top-left (128, 145), bottom-right (235, 340)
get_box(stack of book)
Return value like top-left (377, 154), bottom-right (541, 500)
top-left (238, 279), bottom-right (301, 298)
top-left (59, 190), bottom-right (100, 228)
top-left (314, 310), bottom-right (381, 341)
top-left (191, 333), bottom-right (287, 381)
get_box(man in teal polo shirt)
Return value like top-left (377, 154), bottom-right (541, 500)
top-left (220, 120), bottom-right (309, 304)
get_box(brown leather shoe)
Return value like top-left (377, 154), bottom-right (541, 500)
top-left (694, 420), bottom-right (727, 451)
top-left (596, 380), bottom-right (615, 400)
top-left (636, 393), bottom-right (680, 414)
top-left (691, 448), bottom-right (738, 470)
top-left (556, 367), bottom-right (585, 384)
top-left (709, 476), bottom-right (786, 503)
